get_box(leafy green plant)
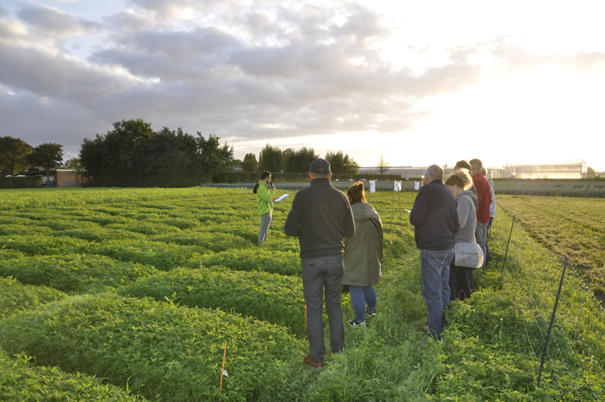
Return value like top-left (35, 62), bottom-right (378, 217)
top-left (200, 249), bottom-right (301, 276)
top-left (0, 294), bottom-right (304, 402)
top-left (118, 267), bottom-right (306, 336)
top-left (0, 350), bottom-right (146, 401)
top-left (0, 254), bottom-right (159, 293)
top-left (0, 277), bottom-right (67, 319)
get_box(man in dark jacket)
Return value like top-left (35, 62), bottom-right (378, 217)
top-left (285, 158), bottom-right (355, 369)
top-left (410, 164), bottom-right (458, 340)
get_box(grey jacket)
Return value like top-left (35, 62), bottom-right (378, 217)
top-left (455, 191), bottom-right (478, 244)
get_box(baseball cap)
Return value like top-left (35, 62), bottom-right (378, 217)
top-left (310, 158), bottom-right (331, 174)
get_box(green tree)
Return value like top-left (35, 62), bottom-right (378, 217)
top-left (242, 153), bottom-right (258, 172)
top-left (0, 136), bottom-right (33, 176)
top-left (284, 147), bottom-right (319, 173)
top-left (258, 144), bottom-right (283, 172)
top-left (27, 143), bottom-right (64, 183)
top-left (325, 150), bottom-right (360, 175)
top-left (79, 119), bottom-right (232, 187)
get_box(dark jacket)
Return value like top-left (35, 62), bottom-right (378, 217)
top-left (410, 179), bottom-right (459, 251)
top-left (285, 178), bottom-right (355, 259)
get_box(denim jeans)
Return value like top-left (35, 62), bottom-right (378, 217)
top-left (421, 248), bottom-right (455, 337)
top-left (301, 255), bottom-right (345, 362)
top-left (258, 212), bottom-right (272, 246)
top-left (349, 284), bottom-right (376, 323)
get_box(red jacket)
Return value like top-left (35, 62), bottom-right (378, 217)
top-left (472, 173), bottom-right (492, 224)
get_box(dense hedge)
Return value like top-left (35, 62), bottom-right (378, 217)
top-left (0, 176), bottom-right (42, 189)
top-left (212, 171), bottom-right (404, 183)
top-left (0, 277), bottom-right (67, 319)
top-left (201, 249), bottom-right (301, 276)
top-left (0, 255), bottom-right (159, 293)
top-left (0, 294), bottom-right (303, 402)
top-left (118, 267), bottom-right (306, 336)
top-left (0, 351), bottom-right (145, 402)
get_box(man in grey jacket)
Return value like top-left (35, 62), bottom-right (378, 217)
top-left (285, 158), bottom-right (356, 369)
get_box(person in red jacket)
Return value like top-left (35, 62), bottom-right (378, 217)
top-left (469, 159), bottom-right (492, 267)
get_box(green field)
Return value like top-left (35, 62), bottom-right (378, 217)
top-left (0, 187), bottom-right (602, 401)
top-left (497, 194), bottom-right (605, 297)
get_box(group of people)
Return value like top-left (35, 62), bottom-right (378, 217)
top-left (254, 157), bottom-right (495, 368)
top-left (410, 159), bottom-right (495, 341)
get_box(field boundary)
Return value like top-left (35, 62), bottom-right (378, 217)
top-left (491, 211), bottom-right (605, 400)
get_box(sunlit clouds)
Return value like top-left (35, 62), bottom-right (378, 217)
top-left (1, 0), bottom-right (604, 169)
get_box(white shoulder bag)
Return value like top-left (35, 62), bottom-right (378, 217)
top-left (454, 242), bottom-right (484, 269)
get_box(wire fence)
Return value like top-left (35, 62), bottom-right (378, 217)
top-left (490, 212), bottom-right (605, 400)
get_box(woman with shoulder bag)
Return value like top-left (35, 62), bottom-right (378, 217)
top-left (343, 181), bottom-right (383, 327)
top-left (445, 170), bottom-right (482, 301)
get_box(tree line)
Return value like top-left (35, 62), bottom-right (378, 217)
top-left (241, 145), bottom-right (360, 175)
top-left (1, 118), bottom-right (363, 187)
top-left (0, 137), bottom-right (64, 181)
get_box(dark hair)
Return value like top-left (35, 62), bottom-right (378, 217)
top-left (469, 158), bottom-right (483, 170)
top-left (260, 170), bottom-right (271, 180)
top-left (347, 181), bottom-right (366, 204)
top-left (455, 160), bottom-right (471, 170)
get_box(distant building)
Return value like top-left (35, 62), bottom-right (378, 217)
top-left (359, 166), bottom-right (504, 179)
top-left (56, 169), bottom-right (87, 187)
top-left (504, 160), bottom-right (587, 179)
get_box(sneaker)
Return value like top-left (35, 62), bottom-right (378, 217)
top-left (303, 354), bottom-right (324, 369)
top-left (348, 319), bottom-right (366, 327)
top-left (364, 309), bottom-right (376, 318)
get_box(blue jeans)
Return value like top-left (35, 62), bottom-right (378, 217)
top-left (349, 285), bottom-right (376, 323)
top-left (421, 248), bottom-right (455, 338)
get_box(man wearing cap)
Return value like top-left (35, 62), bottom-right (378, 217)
top-left (285, 158), bottom-right (356, 369)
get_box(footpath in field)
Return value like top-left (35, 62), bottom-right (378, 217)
top-left (0, 187), bottom-right (588, 401)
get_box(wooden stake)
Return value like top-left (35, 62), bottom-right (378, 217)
top-left (220, 341), bottom-right (227, 399)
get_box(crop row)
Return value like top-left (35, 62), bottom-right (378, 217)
top-left (0, 294), bottom-right (304, 401)
top-left (494, 179), bottom-right (605, 197)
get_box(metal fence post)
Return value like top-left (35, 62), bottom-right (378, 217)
top-left (537, 256), bottom-right (569, 388)
top-left (501, 214), bottom-right (516, 274)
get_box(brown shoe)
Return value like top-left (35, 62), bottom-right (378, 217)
top-left (422, 325), bottom-right (429, 333)
top-left (303, 354), bottom-right (324, 369)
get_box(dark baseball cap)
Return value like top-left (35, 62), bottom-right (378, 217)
top-left (310, 158), bottom-right (331, 174)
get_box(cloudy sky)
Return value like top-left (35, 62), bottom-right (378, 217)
top-left (1, 0), bottom-right (604, 170)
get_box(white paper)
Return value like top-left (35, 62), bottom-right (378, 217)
top-left (275, 194), bottom-right (290, 202)
top-left (379, 263), bottom-right (382, 277)
top-left (222, 369), bottom-right (229, 377)
top-left (394, 181), bottom-right (402, 192)
top-left (370, 180), bottom-right (376, 193)
top-left (404, 209), bottom-right (411, 213)
top-left (414, 182), bottom-right (420, 191)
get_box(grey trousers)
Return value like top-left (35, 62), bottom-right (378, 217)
top-left (476, 221), bottom-right (488, 268)
top-left (301, 254), bottom-right (345, 362)
top-left (258, 212), bottom-right (272, 246)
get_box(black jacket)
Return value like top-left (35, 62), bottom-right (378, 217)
top-left (410, 179), bottom-right (459, 251)
top-left (285, 178), bottom-right (355, 259)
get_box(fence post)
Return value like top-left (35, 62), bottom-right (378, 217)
top-left (501, 214), bottom-right (516, 274)
top-left (537, 256), bottom-right (569, 388)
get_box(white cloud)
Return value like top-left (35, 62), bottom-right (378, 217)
top-left (1, 0), bottom-right (604, 170)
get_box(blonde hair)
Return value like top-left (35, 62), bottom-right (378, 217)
top-left (347, 181), bottom-right (366, 203)
top-left (445, 169), bottom-right (473, 191)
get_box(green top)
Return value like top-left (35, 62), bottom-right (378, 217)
top-left (256, 181), bottom-right (275, 216)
